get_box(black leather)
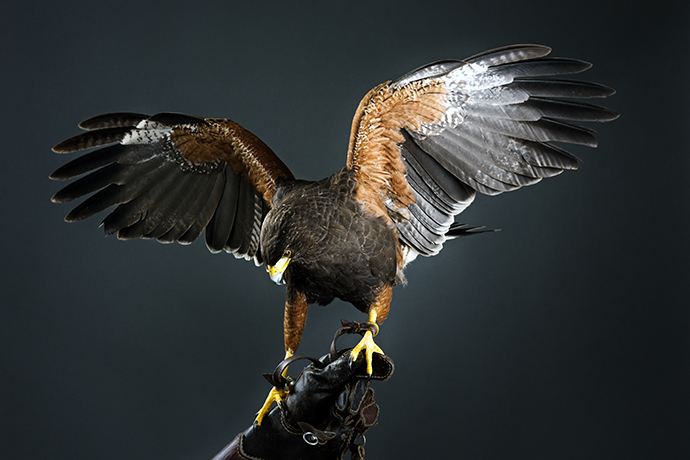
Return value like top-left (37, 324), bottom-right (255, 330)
top-left (212, 323), bottom-right (394, 460)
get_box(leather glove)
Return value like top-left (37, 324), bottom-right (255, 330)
top-left (211, 321), bottom-right (394, 460)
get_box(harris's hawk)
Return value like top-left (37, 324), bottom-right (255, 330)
top-left (50, 44), bottom-right (618, 423)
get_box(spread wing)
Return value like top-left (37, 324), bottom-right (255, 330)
top-left (51, 112), bottom-right (294, 263)
top-left (346, 44), bottom-right (619, 257)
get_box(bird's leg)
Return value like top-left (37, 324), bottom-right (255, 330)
top-left (254, 290), bottom-right (308, 425)
top-left (350, 285), bottom-right (390, 375)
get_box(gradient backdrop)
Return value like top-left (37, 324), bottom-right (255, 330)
top-left (2, 1), bottom-right (688, 459)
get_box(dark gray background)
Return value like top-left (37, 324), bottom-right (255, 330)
top-left (2, 1), bottom-right (688, 459)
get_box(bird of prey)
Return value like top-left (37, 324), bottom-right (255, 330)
top-left (50, 44), bottom-right (618, 423)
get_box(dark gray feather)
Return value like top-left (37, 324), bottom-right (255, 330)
top-left (51, 156), bottom-right (165, 203)
top-left (450, 127), bottom-right (575, 176)
top-left (162, 173), bottom-right (225, 244)
top-left (49, 144), bottom-right (125, 180)
top-left (114, 174), bottom-right (191, 240)
top-left (464, 44), bottom-right (552, 67)
top-left (401, 132), bottom-right (476, 206)
top-left (143, 174), bottom-right (212, 240)
top-left (463, 114), bottom-right (598, 147)
top-left (97, 164), bottom-right (182, 232)
top-left (52, 127), bottom-right (131, 153)
top-left (511, 79), bottom-right (616, 99)
top-left (404, 155), bottom-right (459, 215)
top-left (491, 57), bottom-right (593, 79)
top-left (227, 179), bottom-right (259, 253)
top-left (78, 113), bottom-right (148, 130)
top-left (205, 169), bottom-right (242, 253)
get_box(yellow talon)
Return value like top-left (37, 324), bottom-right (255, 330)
top-left (254, 352), bottom-right (292, 426)
top-left (255, 386), bottom-right (285, 425)
top-left (350, 330), bottom-right (384, 376)
top-left (350, 310), bottom-right (384, 375)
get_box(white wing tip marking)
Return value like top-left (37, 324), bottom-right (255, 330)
top-left (122, 120), bottom-right (173, 145)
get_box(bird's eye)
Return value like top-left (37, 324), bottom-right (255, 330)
top-left (284, 250), bottom-right (292, 258)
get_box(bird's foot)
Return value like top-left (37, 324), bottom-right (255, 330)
top-left (255, 354), bottom-right (292, 426)
top-left (350, 327), bottom-right (384, 376)
top-left (254, 385), bottom-right (286, 426)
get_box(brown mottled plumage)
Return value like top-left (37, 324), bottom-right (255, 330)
top-left (170, 119), bottom-right (293, 204)
top-left (347, 79), bottom-right (449, 207)
top-left (50, 44), bottom-right (618, 421)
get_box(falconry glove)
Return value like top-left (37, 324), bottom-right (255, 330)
top-left (211, 323), bottom-right (394, 460)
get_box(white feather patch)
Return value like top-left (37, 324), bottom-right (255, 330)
top-left (416, 62), bottom-right (517, 138)
top-left (121, 120), bottom-right (173, 145)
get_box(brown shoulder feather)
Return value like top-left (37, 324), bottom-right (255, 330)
top-left (170, 118), bottom-right (294, 206)
top-left (346, 80), bottom-right (449, 218)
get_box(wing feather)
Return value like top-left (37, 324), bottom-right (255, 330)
top-left (53, 127), bottom-right (132, 152)
top-left (463, 44), bottom-right (553, 66)
top-left (65, 161), bottom-right (173, 223)
top-left (227, 178), bottom-right (263, 257)
top-left (50, 144), bottom-right (127, 180)
top-left (403, 153), bottom-right (461, 215)
top-left (51, 112), bottom-right (294, 263)
top-left (109, 166), bottom-right (188, 237)
top-left (77, 113), bottom-right (150, 130)
top-left (347, 44), bottom-right (618, 257)
top-left (143, 174), bottom-right (210, 240)
top-left (510, 79), bottom-right (616, 99)
top-left (175, 174), bottom-right (227, 245)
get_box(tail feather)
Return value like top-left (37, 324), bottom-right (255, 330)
top-left (445, 223), bottom-right (498, 239)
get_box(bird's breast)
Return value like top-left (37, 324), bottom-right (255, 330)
top-left (273, 172), bottom-right (400, 310)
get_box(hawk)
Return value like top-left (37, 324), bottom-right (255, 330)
top-left (50, 44), bottom-right (618, 423)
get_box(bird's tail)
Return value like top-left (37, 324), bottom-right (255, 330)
top-left (446, 223), bottom-right (498, 239)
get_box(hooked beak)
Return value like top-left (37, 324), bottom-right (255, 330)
top-left (267, 255), bottom-right (291, 285)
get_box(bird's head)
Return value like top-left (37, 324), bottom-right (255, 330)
top-left (261, 208), bottom-right (293, 285)
top-left (261, 180), bottom-right (326, 285)
top-left (261, 191), bottom-right (303, 285)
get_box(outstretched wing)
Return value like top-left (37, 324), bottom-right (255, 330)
top-left (346, 44), bottom-right (618, 257)
top-left (51, 112), bottom-right (294, 263)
